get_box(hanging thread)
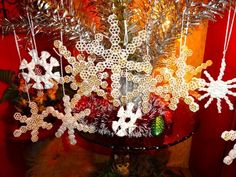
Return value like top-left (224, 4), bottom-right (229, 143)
top-left (26, 11), bottom-right (38, 59)
top-left (218, 6), bottom-right (236, 81)
top-left (59, 26), bottom-right (66, 96)
top-left (179, 7), bottom-right (187, 53)
top-left (13, 27), bottom-right (31, 102)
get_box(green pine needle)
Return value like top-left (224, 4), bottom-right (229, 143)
top-left (0, 69), bottom-right (15, 84)
top-left (0, 84), bottom-right (19, 103)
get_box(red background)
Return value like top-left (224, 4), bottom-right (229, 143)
top-left (1, 4), bottom-right (236, 177)
top-left (190, 11), bottom-right (236, 177)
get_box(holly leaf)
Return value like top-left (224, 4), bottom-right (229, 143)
top-left (0, 69), bottom-right (15, 84)
top-left (0, 84), bottom-right (19, 103)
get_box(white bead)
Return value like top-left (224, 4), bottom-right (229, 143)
top-left (58, 113), bottom-right (64, 119)
top-left (221, 131), bottom-right (227, 140)
top-left (13, 130), bottom-right (21, 137)
top-left (233, 144), bottom-right (236, 150)
top-left (31, 136), bottom-right (38, 142)
top-left (55, 132), bottom-right (61, 138)
top-left (63, 95), bottom-right (70, 102)
top-left (68, 129), bottom-right (74, 134)
top-left (83, 126), bottom-right (89, 132)
top-left (88, 126), bottom-right (95, 133)
top-left (65, 108), bottom-right (72, 113)
top-left (229, 149), bottom-right (236, 159)
top-left (69, 134), bottom-right (75, 139)
top-left (77, 124), bottom-right (83, 131)
top-left (70, 139), bottom-right (77, 145)
top-left (223, 156), bottom-right (233, 165)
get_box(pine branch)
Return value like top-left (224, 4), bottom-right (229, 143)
top-left (0, 69), bottom-right (15, 84)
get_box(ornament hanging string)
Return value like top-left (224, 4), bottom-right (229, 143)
top-left (145, 0), bottom-right (157, 57)
top-left (26, 10), bottom-right (38, 59)
top-left (53, 0), bottom-right (66, 96)
top-left (124, 9), bottom-right (129, 105)
top-left (218, 6), bottom-right (236, 81)
top-left (52, 5), bottom-right (66, 96)
top-left (58, 5), bottom-right (66, 97)
top-left (179, 7), bottom-right (190, 53)
top-left (198, 4), bottom-right (236, 113)
top-left (13, 27), bottom-right (31, 102)
top-left (59, 30), bottom-right (66, 96)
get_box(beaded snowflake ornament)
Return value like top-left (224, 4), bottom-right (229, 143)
top-left (13, 102), bottom-right (53, 142)
top-left (20, 49), bottom-right (60, 89)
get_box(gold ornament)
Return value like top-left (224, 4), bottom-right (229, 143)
top-left (13, 102), bottom-right (53, 142)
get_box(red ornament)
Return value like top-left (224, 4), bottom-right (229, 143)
top-left (163, 111), bottom-right (173, 125)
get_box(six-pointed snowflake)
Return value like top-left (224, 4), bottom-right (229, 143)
top-left (13, 102), bottom-right (53, 142)
top-left (75, 14), bottom-right (151, 107)
top-left (54, 41), bottom-right (109, 106)
top-left (112, 102), bottom-right (142, 137)
top-left (20, 49), bottom-right (60, 89)
top-left (46, 95), bottom-right (94, 145)
top-left (198, 71), bottom-right (236, 113)
top-left (155, 47), bottom-right (207, 112)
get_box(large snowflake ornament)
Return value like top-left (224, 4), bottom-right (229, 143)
top-left (75, 14), bottom-right (150, 107)
top-left (221, 130), bottom-right (236, 165)
top-left (198, 70), bottom-right (236, 113)
top-left (54, 41), bottom-right (109, 107)
top-left (13, 102), bottom-right (53, 142)
top-left (155, 47), bottom-right (208, 112)
top-left (112, 102), bottom-right (142, 137)
top-left (46, 95), bottom-right (94, 145)
top-left (20, 49), bottom-right (60, 89)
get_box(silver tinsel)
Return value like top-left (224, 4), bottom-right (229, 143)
top-left (0, 0), bottom-right (233, 57)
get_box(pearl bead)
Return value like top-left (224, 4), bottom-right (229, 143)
top-left (229, 149), bottom-right (236, 159)
top-left (13, 130), bottom-right (21, 137)
top-left (223, 156), bottom-right (233, 165)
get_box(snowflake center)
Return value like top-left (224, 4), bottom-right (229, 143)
top-left (125, 117), bottom-right (131, 123)
top-left (208, 80), bottom-right (228, 98)
top-left (34, 64), bottom-right (46, 76)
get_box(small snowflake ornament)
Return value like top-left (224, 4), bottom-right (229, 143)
top-left (156, 47), bottom-right (207, 112)
top-left (221, 130), bottom-right (236, 165)
top-left (198, 70), bottom-right (236, 113)
top-left (46, 95), bottom-right (94, 145)
top-left (13, 102), bottom-right (53, 142)
top-left (20, 49), bottom-right (60, 89)
top-left (112, 102), bottom-right (142, 137)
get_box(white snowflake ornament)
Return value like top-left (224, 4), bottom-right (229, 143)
top-left (46, 95), bottom-right (94, 145)
top-left (199, 70), bottom-right (236, 113)
top-left (20, 49), bottom-right (60, 89)
top-left (112, 102), bottom-right (142, 137)
top-left (156, 47), bottom-right (206, 112)
top-left (199, 7), bottom-right (236, 113)
top-left (75, 14), bottom-right (148, 107)
top-left (54, 41), bottom-right (109, 107)
top-left (13, 102), bottom-right (53, 142)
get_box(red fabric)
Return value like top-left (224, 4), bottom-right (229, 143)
top-left (190, 12), bottom-right (236, 177)
top-left (0, 35), bottom-right (27, 177)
